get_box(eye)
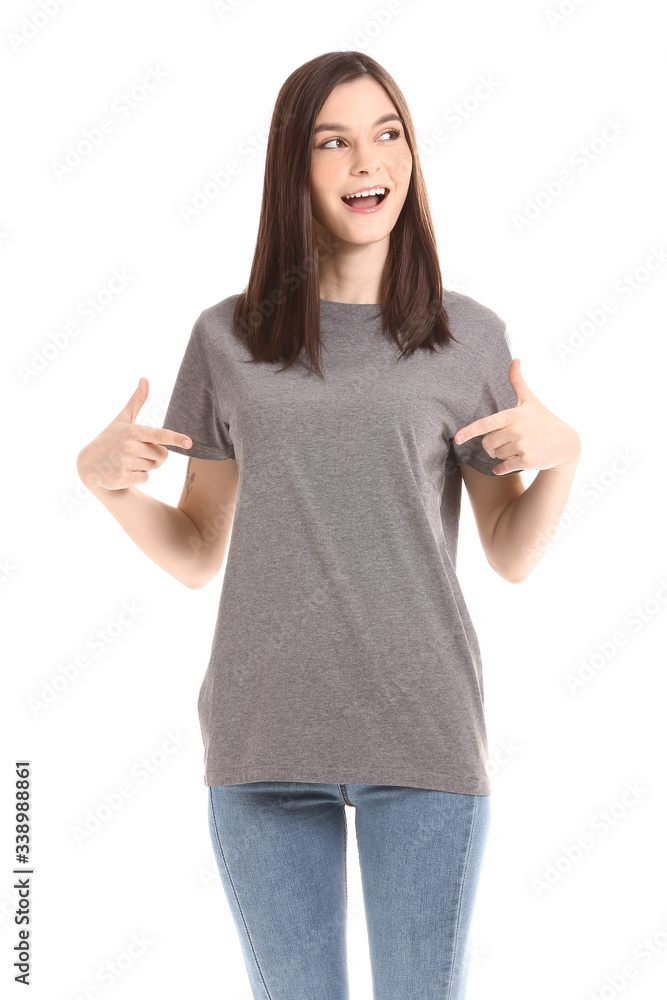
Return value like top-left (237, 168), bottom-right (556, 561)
top-left (318, 128), bottom-right (402, 149)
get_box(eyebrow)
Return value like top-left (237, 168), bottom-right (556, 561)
top-left (312, 113), bottom-right (404, 136)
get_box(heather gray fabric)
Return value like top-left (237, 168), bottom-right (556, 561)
top-left (162, 290), bottom-right (523, 795)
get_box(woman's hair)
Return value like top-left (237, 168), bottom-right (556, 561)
top-left (233, 50), bottom-right (457, 376)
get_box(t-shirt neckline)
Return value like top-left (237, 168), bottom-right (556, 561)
top-left (319, 297), bottom-right (383, 310)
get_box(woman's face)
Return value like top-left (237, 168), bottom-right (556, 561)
top-left (309, 76), bottom-right (413, 247)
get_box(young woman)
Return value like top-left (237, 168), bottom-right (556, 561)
top-left (77, 50), bottom-right (581, 1000)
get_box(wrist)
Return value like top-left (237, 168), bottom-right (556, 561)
top-left (542, 451), bottom-right (581, 474)
top-left (548, 429), bottom-right (581, 473)
top-left (82, 476), bottom-right (129, 499)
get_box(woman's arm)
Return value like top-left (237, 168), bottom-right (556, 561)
top-left (79, 454), bottom-right (238, 590)
top-left (484, 450), bottom-right (580, 583)
top-left (82, 480), bottom-right (217, 590)
top-left (76, 378), bottom-right (238, 590)
top-left (455, 358), bottom-right (582, 583)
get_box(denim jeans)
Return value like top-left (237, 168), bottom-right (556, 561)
top-left (208, 781), bottom-right (491, 999)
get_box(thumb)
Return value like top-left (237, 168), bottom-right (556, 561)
top-left (508, 358), bottom-right (531, 404)
top-left (117, 377), bottom-right (149, 424)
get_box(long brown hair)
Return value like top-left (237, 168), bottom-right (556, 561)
top-left (233, 50), bottom-right (457, 376)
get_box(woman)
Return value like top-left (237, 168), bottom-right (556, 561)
top-left (77, 50), bottom-right (581, 1000)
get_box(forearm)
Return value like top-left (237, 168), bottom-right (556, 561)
top-left (491, 454), bottom-right (581, 583)
top-left (85, 484), bottom-right (212, 589)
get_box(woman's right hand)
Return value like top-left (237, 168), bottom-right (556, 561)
top-left (76, 377), bottom-right (192, 492)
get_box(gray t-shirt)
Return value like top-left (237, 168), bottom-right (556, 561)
top-left (162, 290), bottom-right (522, 795)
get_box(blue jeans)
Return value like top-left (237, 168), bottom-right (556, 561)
top-left (208, 781), bottom-right (491, 999)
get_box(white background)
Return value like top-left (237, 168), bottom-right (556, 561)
top-left (2, 0), bottom-right (666, 998)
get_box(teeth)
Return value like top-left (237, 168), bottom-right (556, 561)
top-left (343, 187), bottom-right (386, 200)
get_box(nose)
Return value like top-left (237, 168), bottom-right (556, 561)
top-left (350, 142), bottom-right (383, 175)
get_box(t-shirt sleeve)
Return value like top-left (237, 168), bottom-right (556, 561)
top-left (161, 313), bottom-right (236, 461)
top-left (450, 321), bottom-right (524, 477)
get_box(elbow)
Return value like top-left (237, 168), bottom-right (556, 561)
top-left (187, 562), bottom-right (222, 590)
top-left (501, 561), bottom-right (530, 584)
top-left (506, 561), bottom-right (533, 583)
top-left (489, 558), bottom-right (529, 584)
top-left (486, 541), bottom-right (531, 584)
top-left (181, 569), bottom-right (207, 590)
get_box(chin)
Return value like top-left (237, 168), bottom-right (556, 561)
top-left (326, 209), bottom-right (395, 237)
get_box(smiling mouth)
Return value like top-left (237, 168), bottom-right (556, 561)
top-left (340, 189), bottom-right (389, 212)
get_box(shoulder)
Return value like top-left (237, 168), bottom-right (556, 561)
top-left (442, 288), bottom-right (507, 338)
top-left (441, 289), bottom-right (513, 364)
top-left (198, 292), bottom-right (243, 328)
top-left (191, 293), bottom-right (245, 352)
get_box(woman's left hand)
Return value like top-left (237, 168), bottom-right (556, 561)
top-left (454, 359), bottom-right (581, 475)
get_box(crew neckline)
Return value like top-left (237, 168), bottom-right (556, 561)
top-left (319, 298), bottom-right (382, 308)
